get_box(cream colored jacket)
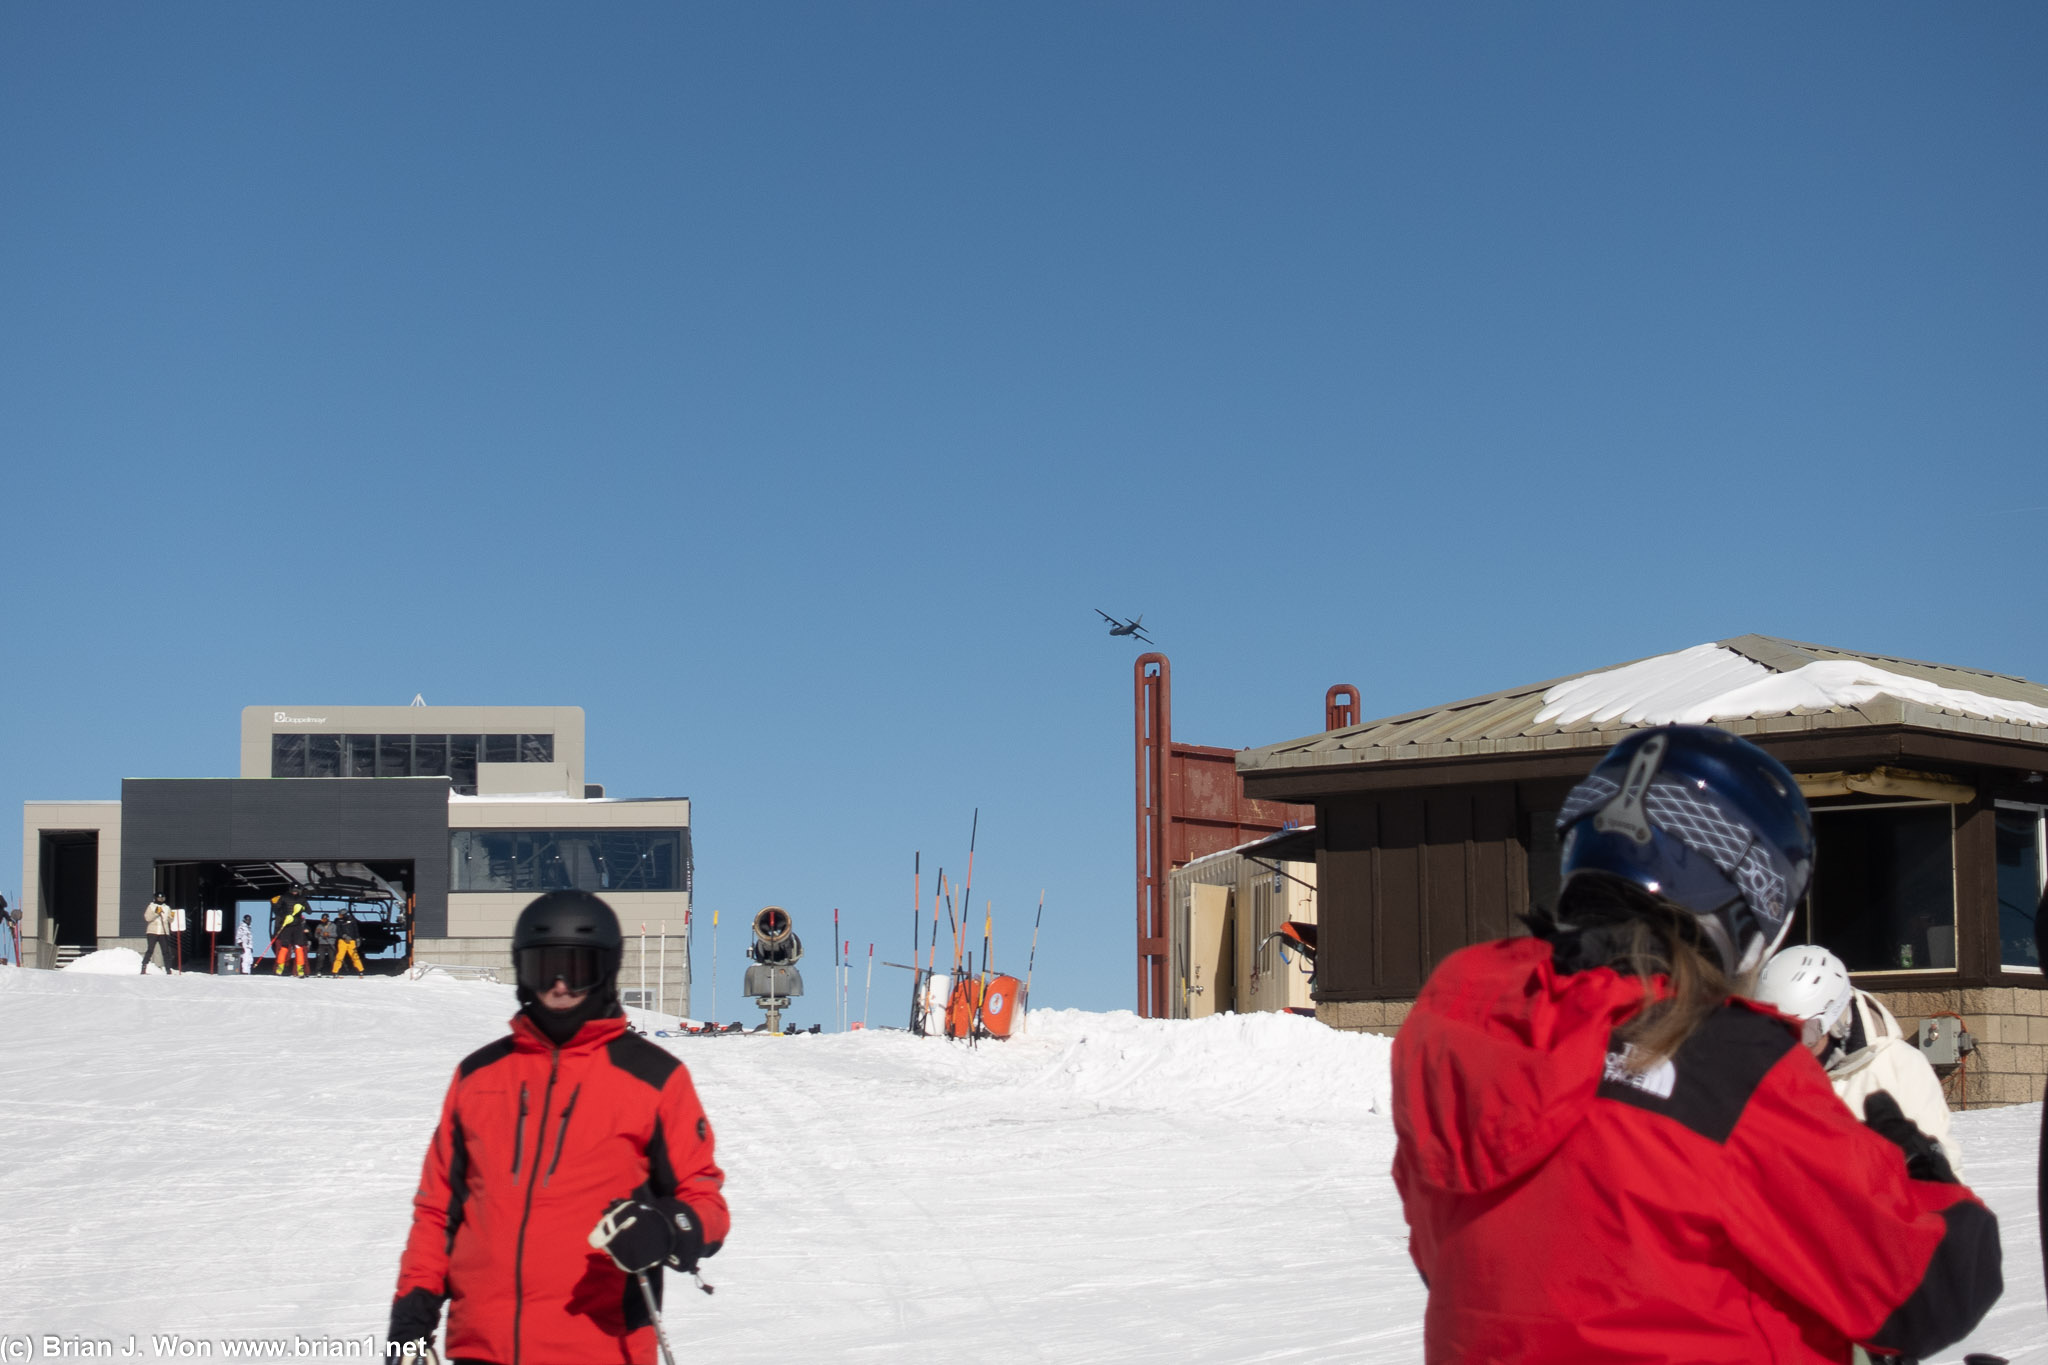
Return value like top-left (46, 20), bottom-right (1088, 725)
top-left (1826, 990), bottom-right (1961, 1179)
top-left (143, 900), bottom-right (174, 936)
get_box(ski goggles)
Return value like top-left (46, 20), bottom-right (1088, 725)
top-left (515, 944), bottom-right (608, 995)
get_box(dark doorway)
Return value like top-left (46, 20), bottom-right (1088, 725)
top-left (39, 831), bottom-right (100, 948)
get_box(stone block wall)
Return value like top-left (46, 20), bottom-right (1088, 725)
top-left (1857, 987), bottom-right (2046, 1108)
top-left (1320, 986), bottom-right (2048, 1109)
top-left (1317, 999), bottom-right (1412, 1037)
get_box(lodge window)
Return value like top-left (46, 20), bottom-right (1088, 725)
top-left (1995, 803), bottom-right (2045, 974)
top-left (306, 733), bottom-right (342, 779)
top-left (272, 732), bottom-right (556, 792)
top-left (1809, 803), bottom-right (1956, 973)
top-left (450, 829), bottom-right (689, 892)
top-left (448, 736), bottom-right (480, 795)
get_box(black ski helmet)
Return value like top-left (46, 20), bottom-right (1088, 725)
top-left (512, 889), bottom-right (624, 959)
top-left (511, 892), bottom-right (625, 1038)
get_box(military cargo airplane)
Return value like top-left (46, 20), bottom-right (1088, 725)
top-left (1095, 609), bottom-right (1153, 644)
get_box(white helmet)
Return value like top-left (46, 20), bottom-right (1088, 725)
top-left (1755, 945), bottom-right (1854, 1047)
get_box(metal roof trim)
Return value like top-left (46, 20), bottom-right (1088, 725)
top-left (1237, 688), bottom-right (2048, 774)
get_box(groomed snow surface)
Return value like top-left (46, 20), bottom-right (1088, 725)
top-left (0, 964), bottom-right (2039, 1363)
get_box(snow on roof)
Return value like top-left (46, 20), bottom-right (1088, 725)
top-left (1238, 634), bottom-right (2048, 774)
top-left (447, 791), bottom-right (689, 804)
top-left (1536, 644), bottom-right (2048, 730)
top-left (1175, 825), bottom-right (1316, 875)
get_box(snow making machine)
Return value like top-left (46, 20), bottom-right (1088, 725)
top-left (743, 906), bottom-right (804, 1033)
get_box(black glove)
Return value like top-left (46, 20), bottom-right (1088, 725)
top-left (590, 1197), bottom-right (703, 1274)
top-left (1863, 1091), bottom-right (1958, 1184)
top-left (385, 1286), bottom-right (443, 1361)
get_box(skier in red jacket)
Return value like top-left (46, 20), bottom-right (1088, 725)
top-left (1393, 725), bottom-right (2000, 1364)
top-left (387, 891), bottom-right (729, 1364)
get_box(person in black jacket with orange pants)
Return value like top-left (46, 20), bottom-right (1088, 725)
top-left (272, 897), bottom-right (310, 977)
top-left (387, 891), bottom-right (728, 1365)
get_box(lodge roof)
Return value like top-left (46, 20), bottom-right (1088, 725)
top-left (1237, 635), bottom-right (2048, 775)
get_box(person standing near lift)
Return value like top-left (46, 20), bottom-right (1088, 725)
top-left (141, 892), bottom-right (176, 974)
top-left (332, 907), bottom-right (366, 976)
top-left (273, 896), bottom-right (310, 977)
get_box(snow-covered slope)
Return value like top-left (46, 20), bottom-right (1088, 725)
top-left (0, 968), bottom-right (2036, 1362)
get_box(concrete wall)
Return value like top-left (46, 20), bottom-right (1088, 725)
top-left (417, 920), bottom-right (691, 1019)
top-left (19, 801), bottom-right (123, 966)
top-left (444, 889), bottom-right (691, 938)
top-left (451, 796), bottom-right (689, 830)
top-left (477, 762), bottom-right (574, 797)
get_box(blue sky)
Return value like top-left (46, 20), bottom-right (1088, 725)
top-left (3, 4), bottom-right (2043, 1025)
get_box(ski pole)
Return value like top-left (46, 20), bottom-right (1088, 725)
top-left (946, 880), bottom-right (961, 971)
top-left (917, 868), bottom-right (944, 1035)
top-left (1024, 891), bottom-right (1044, 1021)
top-left (634, 1270), bottom-right (678, 1365)
top-left (863, 942), bottom-right (874, 1027)
top-left (956, 809), bottom-right (978, 976)
top-left (908, 852), bottom-right (920, 1028)
top-left (975, 900), bottom-right (992, 1043)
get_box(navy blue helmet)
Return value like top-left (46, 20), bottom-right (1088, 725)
top-left (1558, 725), bottom-right (1814, 974)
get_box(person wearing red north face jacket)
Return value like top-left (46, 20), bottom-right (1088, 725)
top-left (1394, 727), bottom-right (2000, 1364)
top-left (388, 892), bottom-right (729, 1365)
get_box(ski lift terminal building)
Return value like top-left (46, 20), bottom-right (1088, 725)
top-left (20, 704), bottom-right (694, 1011)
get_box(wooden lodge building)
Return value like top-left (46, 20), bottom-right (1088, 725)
top-left (1235, 635), bottom-right (2048, 1106)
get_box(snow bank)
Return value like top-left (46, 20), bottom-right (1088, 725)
top-left (1020, 1007), bottom-right (1392, 1123)
top-left (63, 945), bottom-right (161, 974)
top-left (1537, 642), bottom-right (2048, 730)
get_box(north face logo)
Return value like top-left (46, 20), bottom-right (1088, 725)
top-left (1602, 1045), bottom-right (1677, 1100)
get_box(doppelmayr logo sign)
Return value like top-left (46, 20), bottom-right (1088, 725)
top-left (274, 712), bottom-right (329, 724)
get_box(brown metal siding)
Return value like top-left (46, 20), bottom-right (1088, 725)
top-left (1315, 785), bottom-right (1529, 1002)
top-left (1954, 795), bottom-right (1998, 983)
top-left (1289, 737), bottom-right (2044, 1004)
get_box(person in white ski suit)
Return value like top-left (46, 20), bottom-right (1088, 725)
top-left (236, 914), bottom-right (255, 974)
top-left (141, 893), bottom-right (177, 974)
top-left (1754, 944), bottom-right (1960, 1176)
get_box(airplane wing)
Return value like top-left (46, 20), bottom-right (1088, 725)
top-left (1094, 608), bottom-right (1119, 625)
top-left (1131, 628), bottom-right (1154, 644)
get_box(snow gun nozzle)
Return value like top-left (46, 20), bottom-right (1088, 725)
top-left (750, 906), bottom-right (800, 964)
